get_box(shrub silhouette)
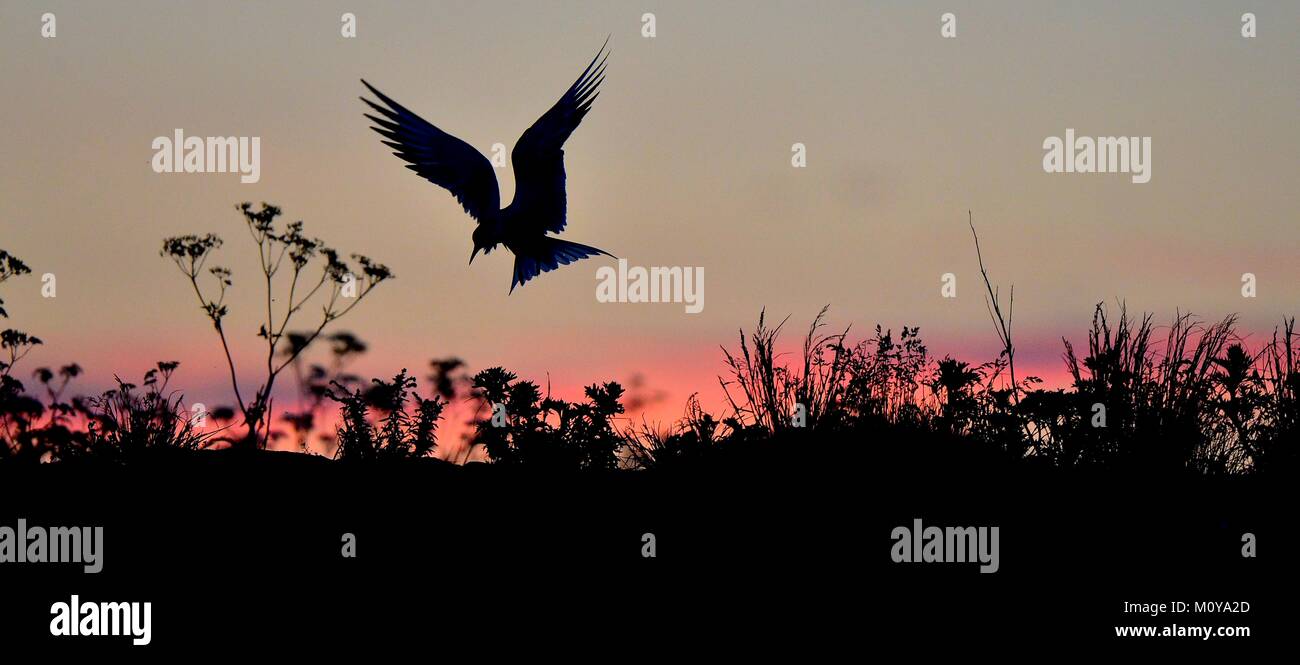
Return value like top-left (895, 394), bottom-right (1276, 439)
top-left (327, 369), bottom-right (445, 461)
top-left (1257, 319), bottom-right (1300, 471)
top-left (0, 249), bottom-right (33, 320)
top-left (0, 248), bottom-right (48, 461)
top-left (470, 367), bottom-right (624, 470)
top-left (930, 357), bottom-right (985, 433)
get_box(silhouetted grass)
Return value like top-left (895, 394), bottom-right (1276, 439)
top-left (3, 302), bottom-right (1296, 474)
top-left (645, 305), bottom-right (1296, 475)
top-left (3, 211), bottom-right (1298, 474)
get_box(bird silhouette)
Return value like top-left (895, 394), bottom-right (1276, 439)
top-left (361, 40), bottom-right (614, 293)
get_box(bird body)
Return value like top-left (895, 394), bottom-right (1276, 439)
top-left (362, 40), bottom-right (613, 292)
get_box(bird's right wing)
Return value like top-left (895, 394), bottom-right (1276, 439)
top-left (361, 80), bottom-right (500, 222)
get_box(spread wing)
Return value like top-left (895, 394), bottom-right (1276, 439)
top-left (508, 39), bottom-right (609, 234)
top-left (361, 79), bottom-right (500, 222)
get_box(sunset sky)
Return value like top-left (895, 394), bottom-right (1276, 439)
top-left (2, 1), bottom-right (1297, 454)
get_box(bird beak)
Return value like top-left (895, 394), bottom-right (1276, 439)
top-left (469, 246), bottom-right (481, 265)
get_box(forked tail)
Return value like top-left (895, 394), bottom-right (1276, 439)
top-left (511, 237), bottom-right (614, 293)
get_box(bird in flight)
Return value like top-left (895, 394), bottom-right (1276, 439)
top-left (361, 40), bottom-right (614, 292)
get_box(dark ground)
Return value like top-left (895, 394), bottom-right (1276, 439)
top-left (0, 443), bottom-right (1293, 655)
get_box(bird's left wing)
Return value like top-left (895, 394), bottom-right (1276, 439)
top-left (361, 80), bottom-right (500, 223)
top-left (509, 40), bottom-right (609, 234)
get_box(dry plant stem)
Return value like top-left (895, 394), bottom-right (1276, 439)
top-left (181, 257), bottom-right (251, 433)
top-left (968, 211), bottom-right (1016, 402)
top-left (968, 211), bottom-right (1042, 453)
top-left (166, 205), bottom-right (391, 449)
